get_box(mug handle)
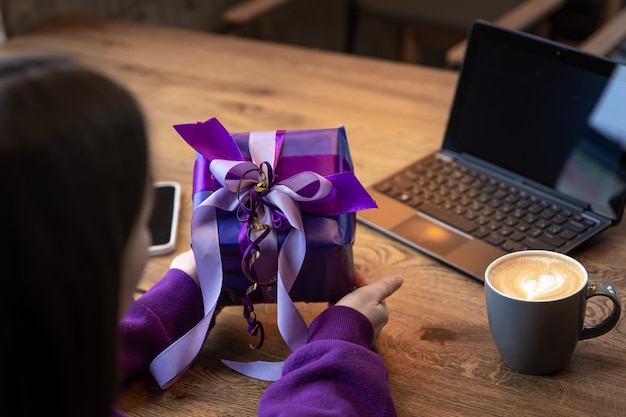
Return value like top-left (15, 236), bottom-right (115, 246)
top-left (580, 282), bottom-right (621, 340)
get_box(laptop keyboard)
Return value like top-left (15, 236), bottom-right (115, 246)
top-left (373, 154), bottom-right (598, 253)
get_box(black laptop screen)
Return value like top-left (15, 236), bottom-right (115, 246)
top-left (443, 21), bottom-right (626, 221)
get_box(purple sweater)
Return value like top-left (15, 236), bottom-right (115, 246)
top-left (117, 268), bottom-right (396, 416)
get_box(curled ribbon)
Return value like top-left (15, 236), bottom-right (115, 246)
top-left (149, 118), bottom-right (377, 387)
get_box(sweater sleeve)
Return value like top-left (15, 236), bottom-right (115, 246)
top-left (257, 305), bottom-right (397, 417)
top-left (118, 268), bottom-right (204, 379)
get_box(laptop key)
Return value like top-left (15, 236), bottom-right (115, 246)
top-left (565, 220), bottom-right (588, 233)
top-left (485, 233), bottom-right (506, 246)
top-left (473, 227), bottom-right (491, 238)
top-left (520, 236), bottom-right (554, 250)
top-left (501, 241), bottom-right (523, 252)
top-left (539, 232), bottom-right (566, 248)
top-left (418, 202), bottom-right (478, 233)
top-left (560, 229), bottom-right (578, 240)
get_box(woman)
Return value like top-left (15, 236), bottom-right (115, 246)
top-left (0, 52), bottom-right (402, 417)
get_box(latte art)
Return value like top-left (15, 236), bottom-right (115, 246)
top-left (488, 254), bottom-right (585, 301)
top-left (520, 272), bottom-right (566, 300)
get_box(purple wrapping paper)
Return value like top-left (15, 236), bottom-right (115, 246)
top-left (182, 121), bottom-right (366, 305)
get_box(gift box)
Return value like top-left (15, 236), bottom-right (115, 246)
top-left (176, 118), bottom-right (376, 307)
top-left (150, 118), bottom-right (376, 385)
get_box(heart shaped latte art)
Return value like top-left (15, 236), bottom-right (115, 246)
top-left (520, 273), bottom-right (566, 300)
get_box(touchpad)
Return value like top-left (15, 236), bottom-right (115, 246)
top-left (390, 215), bottom-right (470, 255)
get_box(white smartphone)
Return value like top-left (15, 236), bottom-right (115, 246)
top-left (148, 181), bottom-right (181, 256)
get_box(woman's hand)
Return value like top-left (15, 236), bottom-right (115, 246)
top-left (335, 271), bottom-right (403, 341)
top-left (169, 249), bottom-right (199, 287)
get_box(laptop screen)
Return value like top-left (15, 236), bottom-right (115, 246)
top-left (443, 20), bottom-right (626, 222)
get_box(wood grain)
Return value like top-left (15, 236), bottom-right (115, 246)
top-left (3, 14), bottom-right (625, 417)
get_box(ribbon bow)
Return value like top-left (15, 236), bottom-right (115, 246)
top-left (149, 118), bottom-right (377, 387)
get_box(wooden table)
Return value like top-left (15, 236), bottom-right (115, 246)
top-left (4, 15), bottom-right (625, 417)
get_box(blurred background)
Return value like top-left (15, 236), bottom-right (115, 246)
top-left (1, 0), bottom-right (624, 67)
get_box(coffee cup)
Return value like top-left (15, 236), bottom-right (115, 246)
top-left (484, 250), bottom-right (621, 375)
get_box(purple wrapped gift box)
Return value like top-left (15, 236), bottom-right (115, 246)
top-left (175, 118), bottom-right (376, 307)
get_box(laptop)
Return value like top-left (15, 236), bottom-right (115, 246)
top-left (358, 19), bottom-right (626, 281)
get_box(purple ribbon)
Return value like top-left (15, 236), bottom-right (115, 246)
top-left (149, 118), bottom-right (377, 386)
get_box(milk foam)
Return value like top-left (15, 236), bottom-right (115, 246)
top-left (489, 254), bottom-right (585, 301)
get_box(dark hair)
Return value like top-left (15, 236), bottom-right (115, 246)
top-left (0, 53), bottom-right (149, 416)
